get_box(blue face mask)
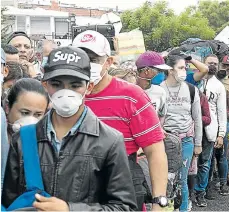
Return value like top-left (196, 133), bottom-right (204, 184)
top-left (151, 72), bottom-right (165, 85)
top-left (41, 56), bottom-right (48, 68)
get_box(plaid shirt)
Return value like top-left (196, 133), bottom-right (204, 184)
top-left (47, 107), bottom-right (88, 153)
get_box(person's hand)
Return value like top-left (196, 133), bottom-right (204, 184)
top-left (179, 51), bottom-right (192, 61)
top-left (20, 59), bottom-right (37, 78)
top-left (33, 194), bottom-right (69, 211)
top-left (152, 204), bottom-right (163, 211)
top-left (214, 136), bottom-right (224, 149)
top-left (194, 146), bottom-right (202, 156)
top-left (160, 51), bottom-right (169, 59)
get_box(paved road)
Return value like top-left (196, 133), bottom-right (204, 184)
top-left (193, 186), bottom-right (229, 211)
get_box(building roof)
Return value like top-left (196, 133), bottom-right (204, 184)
top-left (4, 6), bottom-right (69, 17)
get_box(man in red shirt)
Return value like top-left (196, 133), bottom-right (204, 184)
top-left (73, 30), bottom-right (168, 211)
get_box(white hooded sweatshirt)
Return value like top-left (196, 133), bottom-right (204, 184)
top-left (200, 75), bottom-right (227, 142)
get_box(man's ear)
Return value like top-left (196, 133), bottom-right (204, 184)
top-left (86, 82), bottom-right (94, 95)
top-left (104, 57), bottom-right (114, 70)
top-left (42, 81), bottom-right (48, 92)
top-left (3, 66), bottom-right (9, 78)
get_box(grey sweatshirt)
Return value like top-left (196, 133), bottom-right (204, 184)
top-left (161, 81), bottom-right (202, 146)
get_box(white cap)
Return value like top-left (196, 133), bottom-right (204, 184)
top-left (72, 30), bottom-right (111, 57)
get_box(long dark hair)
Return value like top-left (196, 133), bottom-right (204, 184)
top-left (165, 55), bottom-right (185, 76)
top-left (7, 78), bottom-right (49, 109)
top-left (166, 55), bottom-right (185, 68)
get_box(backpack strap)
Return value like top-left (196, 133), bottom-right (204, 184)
top-left (20, 124), bottom-right (44, 191)
top-left (186, 82), bottom-right (195, 104)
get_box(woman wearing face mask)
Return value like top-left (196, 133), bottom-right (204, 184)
top-left (161, 55), bottom-right (203, 212)
top-left (4, 78), bottom-right (49, 141)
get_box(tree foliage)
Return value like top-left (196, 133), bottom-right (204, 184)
top-left (121, 1), bottom-right (225, 52)
top-left (1, 7), bottom-right (14, 44)
top-left (197, 0), bottom-right (229, 33)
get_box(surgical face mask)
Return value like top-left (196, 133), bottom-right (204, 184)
top-left (41, 56), bottom-right (48, 68)
top-left (50, 89), bottom-right (86, 118)
top-left (9, 116), bottom-right (39, 133)
top-left (90, 62), bottom-right (106, 85)
top-left (151, 72), bottom-right (165, 85)
top-left (174, 71), bottom-right (187, 83)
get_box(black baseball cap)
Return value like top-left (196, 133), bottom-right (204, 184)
top-left (43, 46), bottom-right (91, 81)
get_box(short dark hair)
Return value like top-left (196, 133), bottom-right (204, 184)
top-left (204, 54), bottom-right (219, 63)
top-left (7, 31), bottom-right (32, 46)
top-left (7, 78), bottom-right (49, 109)
top-left (2, 44), bottom-right (19, 55)
top-left (4, 61), bottom-right (29, 83)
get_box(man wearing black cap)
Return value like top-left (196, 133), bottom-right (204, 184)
top-left (7, 31), bottom-right (41, 77)
top-left (2, 46), bottom-right (137, 211)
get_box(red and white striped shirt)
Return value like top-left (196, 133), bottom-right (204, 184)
top-left (85, 78), bottom-right (164, 155)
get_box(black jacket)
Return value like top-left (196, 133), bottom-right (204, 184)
top-left (2, 108), bottom-right (137, 211)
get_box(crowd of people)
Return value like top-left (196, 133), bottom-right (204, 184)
top-left (1, 29), bottom-right (229, 212)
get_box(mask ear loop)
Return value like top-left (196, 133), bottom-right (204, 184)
top-left (83, 82), bottom-right (90, 97)
top-left (100, 57), bottom-right (109, 79)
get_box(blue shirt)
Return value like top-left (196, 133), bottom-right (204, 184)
top-left (185, 72), bottom-right (200, 87)
top-left (47, 107), bottom-right (88, 153)
top-left (1, 107), bottom-right (9, 190)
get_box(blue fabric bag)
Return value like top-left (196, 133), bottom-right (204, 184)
top-left (2, 124), bottom-right (50, 211)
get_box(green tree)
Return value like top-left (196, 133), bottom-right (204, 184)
top-left (1, 7), bottom-right (14, 43)
top-left (121, 1), bottom-right (215, 52)
top-left (197, 0), bottom-right (229, 33)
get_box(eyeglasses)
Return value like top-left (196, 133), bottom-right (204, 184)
top-left (140, 66), bottom-right (161, 73)
top-left (121, 71), bottom-right (137, 79)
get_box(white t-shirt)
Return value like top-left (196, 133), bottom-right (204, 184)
top-left (145, 85), bottom-right (167, 117)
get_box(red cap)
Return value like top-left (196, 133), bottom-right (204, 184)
top-left (222, 55), bottom-right (229, 65)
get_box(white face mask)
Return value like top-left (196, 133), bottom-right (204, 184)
top-left (174, 71), bottom-right (187, 83)
top-left (90, 62), bottom-right (107, 85)
top-left (10, 116), bottom-right (39, 133)
top-left (50, 89), bottom-right (85, 118)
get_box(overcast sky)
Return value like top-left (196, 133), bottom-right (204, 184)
top-left (61, 0), bottom-right (199, 14)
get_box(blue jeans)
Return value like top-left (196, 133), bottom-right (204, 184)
top-left (180, 137), bottom-right (194, 212)
top-left (209, 123), bottom-right (229, 185)
top-left (195, 131), bottom-right (214, 192)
